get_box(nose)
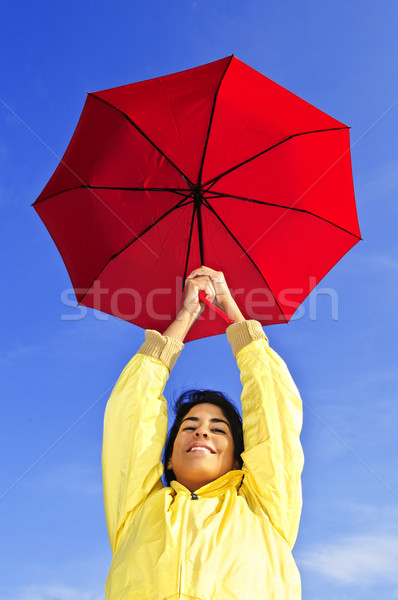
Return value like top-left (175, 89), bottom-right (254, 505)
top-left (195, 428), bottom-right (208, 438)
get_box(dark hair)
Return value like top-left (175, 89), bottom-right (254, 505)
top-left (163, 389), bottom-right (244, 486)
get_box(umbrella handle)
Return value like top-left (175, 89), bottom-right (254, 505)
top-left (198, 291), bottom-right (234, 324)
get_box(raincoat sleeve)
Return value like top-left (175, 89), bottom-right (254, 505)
top-left (102, 330), bottom-right (183, 554)
top-left (227, 320), bottom-right (304, 549)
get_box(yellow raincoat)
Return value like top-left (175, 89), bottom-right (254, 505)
top-left (102, 320), bottom-right (303, 600)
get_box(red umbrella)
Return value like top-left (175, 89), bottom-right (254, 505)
top-left (33, 56), bottom-right (361, 341)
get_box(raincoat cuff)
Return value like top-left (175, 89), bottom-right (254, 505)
top-left (226, 320), bottom-right (267, 357)
top-left (138, 330), bottom-right (184, 371)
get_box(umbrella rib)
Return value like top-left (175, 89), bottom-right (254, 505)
top-left (34, 185), bottom-right (192, 205)
top-left (203, 191), bottom-right (362, 240)
top-left (90, 93), bottom-right (195, 189)
top-left (202, 199), bottom-right (287, 323)
top-left (197, 55), bottom-right (233, 186)
top-left (202, 126), bottom-right (349, 190)
top-left (78, 195), bottom-right (194, 305)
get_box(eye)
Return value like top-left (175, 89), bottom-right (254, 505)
top-left (183, 426), bottom-right (195, 431)
top-left (212, 428), bottom-right (227, 434)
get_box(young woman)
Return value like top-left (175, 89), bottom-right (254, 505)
top-left (102, 267), bottom-right (304, 600)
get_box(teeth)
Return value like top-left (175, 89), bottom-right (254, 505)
top-left (190, 447), bottom-right (212, 453)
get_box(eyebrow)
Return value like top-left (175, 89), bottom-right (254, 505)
top-left (181, 416), bottom-right (231, 430)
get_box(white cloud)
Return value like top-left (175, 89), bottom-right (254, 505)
top-left (367, 255), bottom-right (398, 272)
top-left (298, 533), bottom-right (398, 586)
top-left (343, 501), bottom-right (398, 528)
top-left (350, 253), bottom-right (398, 274)
top-left (0, 584), bottom-right (103, 600)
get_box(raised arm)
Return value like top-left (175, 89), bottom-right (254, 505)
top-left (102, 333), bottom-right (182, 554)
top-left (183, 268), bottom-right (303, 546)
top-left (102, 272), bottom-right (216, 553)
top-left (227, 321), bottom-right (304, 549)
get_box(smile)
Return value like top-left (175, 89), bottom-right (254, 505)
top-left (187, 445), bottom-right (215, 454)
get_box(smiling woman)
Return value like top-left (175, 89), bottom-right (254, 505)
top-left (164, 391), bottom-right (244, 490)
top-left (101, 266), bottom-right (304, 600)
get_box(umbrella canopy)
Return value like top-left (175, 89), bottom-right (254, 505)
top-left (33, 56), bottom-right (361, 340)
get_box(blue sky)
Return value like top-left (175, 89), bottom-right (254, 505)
top-left (1, 1), bottom-right (398, 599)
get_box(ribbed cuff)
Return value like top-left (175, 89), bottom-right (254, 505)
top-left (138, 330), bottom-right (184, 371)
top-left (226, 320), bottom-right (267, 357)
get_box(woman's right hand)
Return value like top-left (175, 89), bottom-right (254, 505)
top-left (162, 274), bottom-right (215, 341)
top-left (183, 273), bottom-right (216, 320)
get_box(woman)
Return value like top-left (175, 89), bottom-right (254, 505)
top-left (102, 267), bottom-right (304, 600)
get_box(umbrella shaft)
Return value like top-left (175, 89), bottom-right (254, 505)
top-left (194, 190), bottom-right (205, 264)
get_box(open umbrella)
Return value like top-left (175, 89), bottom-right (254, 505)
top-left (33, 56), bottom-right (361, 340)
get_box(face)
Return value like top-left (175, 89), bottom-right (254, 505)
top-left (168, 403), bottom-right (238, 492)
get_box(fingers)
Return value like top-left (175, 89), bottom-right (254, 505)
top-left (184, 277), bottom-right (215, 319)
top-left (187, 266), bottom-right (230, 303)
top-left (184, 266), bottom-right (245, 322)
top-left (185, 274), bottom-right (216, 302)
top-left (187, 266), bottom-right (226, 286)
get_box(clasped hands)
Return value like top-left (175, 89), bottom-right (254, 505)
top-left (184, 266), bottom-right (244, 324)
top-left (163, 266), bottom-right (244, 341)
